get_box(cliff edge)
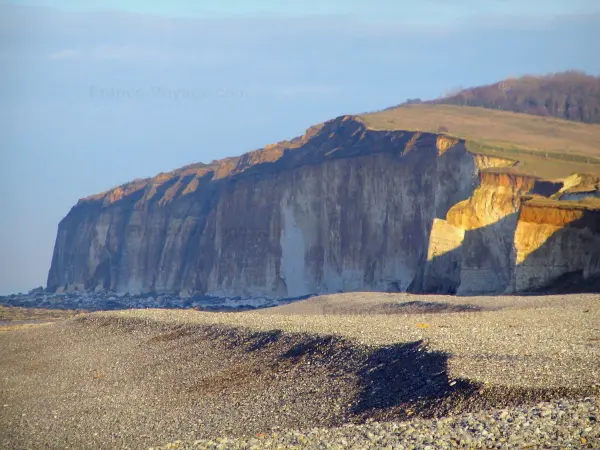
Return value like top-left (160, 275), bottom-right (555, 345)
top-left (47, 110), bottom-right (600, 298)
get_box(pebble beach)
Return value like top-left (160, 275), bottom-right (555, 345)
top-left (1, 292), bottom-right (599, 449)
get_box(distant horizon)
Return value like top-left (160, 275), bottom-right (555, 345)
top-left (2, 1), bottom-right (599, 295)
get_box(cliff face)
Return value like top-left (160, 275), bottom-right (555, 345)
top-left (423, 171), bottom-right (529, 295)
top-left (47, 116), bottom-right (600, 298)
top-left (421, 171), bottom-right (600, 295)
top-left (514, 201), bottom-right (600, 292)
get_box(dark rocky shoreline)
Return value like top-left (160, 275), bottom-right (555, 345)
top-left (0, 290), bottom-right (307, 312)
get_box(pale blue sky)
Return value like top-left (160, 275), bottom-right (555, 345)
top-left (4, 0), bottom-right (599, 19)
top-left (1, 1), bottom-right (599, 294)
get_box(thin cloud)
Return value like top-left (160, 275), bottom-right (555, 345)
top-left (47, 49), bottom-right (79, 60)
top-left (460, 11), bottom-right (600, 30)
top-left (43, 43), bottom-right (239, 66)
top-left (93, 44), bottom-right (154, 61)
top-left (90, 44), bottom-right (200, 63)
top-left (268, 85), bottom-right (344, 98)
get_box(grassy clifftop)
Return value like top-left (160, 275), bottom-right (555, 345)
top-left (360, 104), bottom-right (600, 179)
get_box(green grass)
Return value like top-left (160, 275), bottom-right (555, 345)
top-left (464, 141), bottom-right (600, 180)
top-left (360, 104), bottom-right (600, 179)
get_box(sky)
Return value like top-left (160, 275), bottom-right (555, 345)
top-left (1, 1), bottom-right (599, 294)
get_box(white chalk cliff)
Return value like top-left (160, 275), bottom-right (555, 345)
top-left (47, 116), bottom-right (600, 298)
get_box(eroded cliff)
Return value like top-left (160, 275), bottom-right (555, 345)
top-left (514, 199), bottom-right (600, 292)
top-left (47, 116), bottom-right (600, 298)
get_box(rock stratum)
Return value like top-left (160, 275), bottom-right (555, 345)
top-left (47, 114), bottom-right (600, 298)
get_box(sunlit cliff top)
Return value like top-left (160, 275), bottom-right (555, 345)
top-left (79, 106), bottom-right (600, 209)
